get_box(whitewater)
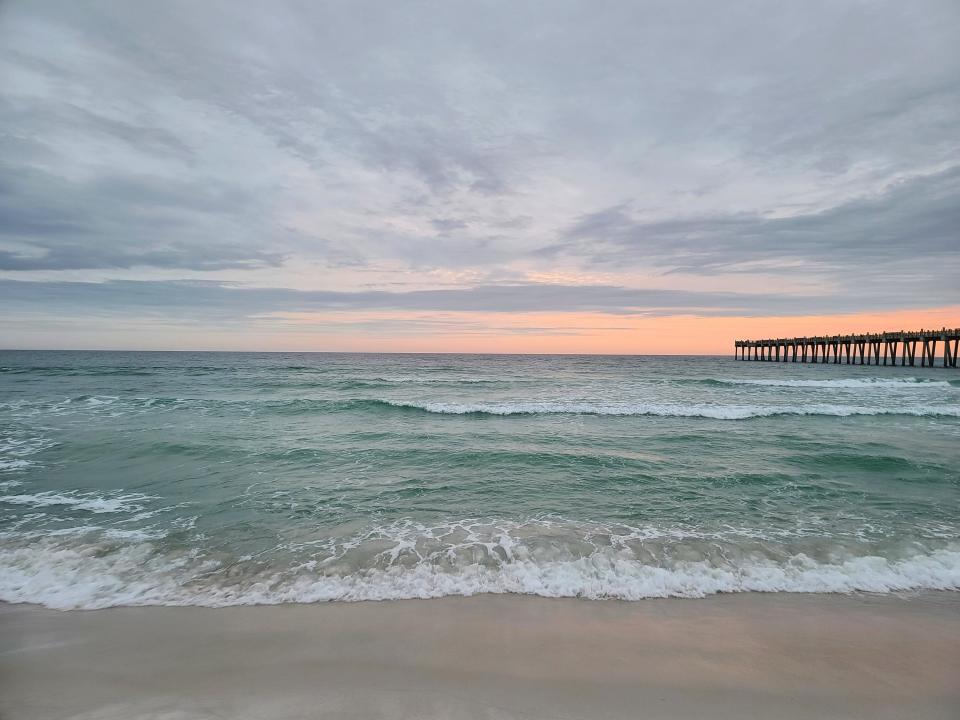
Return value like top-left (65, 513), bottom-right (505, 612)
top-left (0, 350), bottom-right (957, 610)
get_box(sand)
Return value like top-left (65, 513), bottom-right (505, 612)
top-left (1, 592), bottom-right (958, 720)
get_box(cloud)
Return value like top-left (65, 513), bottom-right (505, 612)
top-left (0, 278), bottom-right (947, 321)
top-left (0, 0), bottom-right (958, 347)
top-left (553, 165), bottom-right (960, 272)
top-left (0, 161), bottom-right (287, 270)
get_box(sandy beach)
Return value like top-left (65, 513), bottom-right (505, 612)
top-left (2, 591), bottom-right (957, 720)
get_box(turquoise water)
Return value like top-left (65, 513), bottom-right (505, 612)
top-left (1, 351), bottom-right (957, 609)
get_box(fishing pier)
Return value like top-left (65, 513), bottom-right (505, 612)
top-left (735, 328), bottom-right (960, 368)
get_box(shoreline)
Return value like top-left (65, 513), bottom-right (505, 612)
top-left (2, 591), bottom-right (958, 719)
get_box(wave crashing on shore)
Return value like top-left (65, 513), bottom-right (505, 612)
top-left (2, 351), bottom-right (958, 609)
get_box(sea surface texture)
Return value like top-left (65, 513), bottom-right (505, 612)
top-left (1, 351), bottom-right (958, 609)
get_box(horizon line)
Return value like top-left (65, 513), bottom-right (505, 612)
top-left (0, 347), bottom-right (735, 357)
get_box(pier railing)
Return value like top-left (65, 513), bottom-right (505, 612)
top-left (734, 328), bottom-right (959, 368)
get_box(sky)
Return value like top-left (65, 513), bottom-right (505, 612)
top-left (1, 0), bottom-right (958, 354)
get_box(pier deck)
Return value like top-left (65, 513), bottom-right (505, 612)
top-left (735, 328), bottom-right (959, 367)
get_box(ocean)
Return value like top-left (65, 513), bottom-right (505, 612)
top-left (1, 350), bottom-right (957, 609)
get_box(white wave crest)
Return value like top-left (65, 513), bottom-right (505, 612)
top-left (720, 377), bottom-right (957, 389)
top-left (352, 375), bottom-right (499, 384)
top-left (0, 435), bottom-right (56, 472)
top-left (69, 395), bottom-right (119, 406)
top-left (0, 490), bottom-right (156, 514)
top-left (1, 534), bottom-right (957, 610)
top-left (383, 399), bottom-right (960, 419)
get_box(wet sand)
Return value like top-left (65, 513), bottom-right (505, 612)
top-left (1, 592), bottom-right (958, 719)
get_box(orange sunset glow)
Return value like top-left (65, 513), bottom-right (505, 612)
top-left (236, 306), bottom-right (959, 354)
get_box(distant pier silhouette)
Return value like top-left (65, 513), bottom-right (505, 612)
top-left (735, 328), bottom-right (959, 368)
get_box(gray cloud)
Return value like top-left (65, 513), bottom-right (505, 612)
top-left (0, 278), bottom-right (946, 320)
top-left (0, 0), bottom-right (958, 340)
top-left (553, 165), bottom-right (960, 272)
top-left (0, 161), bottom-right (286, 270)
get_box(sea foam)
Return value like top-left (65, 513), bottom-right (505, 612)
top-left (378, 399), bottom-right (960, 419)
top-left (0, 490), bottom-right (156, 514)
top-left (706, 377), bottom-right (958, 389)
top-left (0, 535), bottom-right (957, 610)
top-left (1, 515), bottom-right (957, 610)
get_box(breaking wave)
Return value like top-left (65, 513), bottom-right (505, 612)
top-left (373, 399), bottom-right (960, 419)
top-left (0, 490), bottom-right (156, 514)
top-left (699, 377), bottom-right (958, 389)
top-left (4, 389), bottom-right (958, 423)
top-left (1, 520), bottom-right (957, 610)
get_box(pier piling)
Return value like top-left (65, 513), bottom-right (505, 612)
top-left (735, 329), bottom-right (959, 368)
